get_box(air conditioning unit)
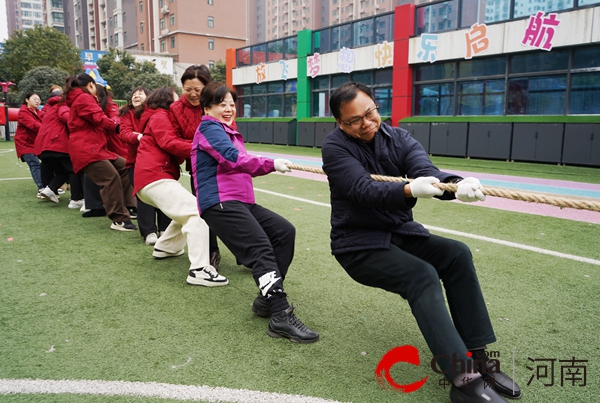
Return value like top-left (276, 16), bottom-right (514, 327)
top-left (161, 6), bottom-right (169, 13)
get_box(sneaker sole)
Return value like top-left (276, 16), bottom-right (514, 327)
top-left (186, 276), bottom-right (229, 287)
top-left (110, 225), bottom-right (137, 232)
top-left (152, 250), bottom-right (185, 259)
top-left (266, 328), bottom-right (320, 344)
top-left (40, 193), bottom-right (59, 204)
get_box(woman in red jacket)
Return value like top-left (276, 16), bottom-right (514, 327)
top-left (14, 92), bottom-right (44, 195)
top-left (134, 87), bottom-right (227, 287)
top-left (169, 64), bottom-right (221, 268)
top-left (33, 87), bottom-right (84, 206)
top-left (64, 73), bottom-right (136, 232)
top-left (120, 86), bottom-right (170, 246)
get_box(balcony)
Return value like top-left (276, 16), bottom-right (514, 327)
top-left (161, 6), bottom-right (169, 14)
top-left (161, 28), bottom-right (169, 35)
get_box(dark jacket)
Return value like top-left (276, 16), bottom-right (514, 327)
top-left (34, 96), bottom-right (70, 155)
top-left (133, 108), bottom-right (191, 196)
top-left (321, 122), bottom-right (461, 255)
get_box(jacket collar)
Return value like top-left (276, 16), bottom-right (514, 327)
top-left (201, 115), bottom-right (239, 136)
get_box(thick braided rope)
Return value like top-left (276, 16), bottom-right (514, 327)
top-left (287, 163), bottom-right (600, 212)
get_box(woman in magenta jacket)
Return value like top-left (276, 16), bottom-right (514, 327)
top-left (14, 92), bottom-right (44, 194)
top-left (134, 87), bottom-right (227, 287)
top-left (191, 82), bottom-right (318, 344)
top-left (33, 88), bottom-right (84, 206)
top-left (120, 86), bottom-right (170, 246)
top-left (169, 64), bottom-right (221, 269)
top-left (64, 73), bottom-right (136, 232)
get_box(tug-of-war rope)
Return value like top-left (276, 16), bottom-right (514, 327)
top-left (287, 164), bottom-right (600, 213)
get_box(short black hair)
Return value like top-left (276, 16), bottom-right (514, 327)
top-left (181, 64), bottom-right (211, 86)
top-left (22, 92), bottom-right (38, 105)
top-left (329, 82), bottom-right (375, 120)
top-left (200, 82), bottom-right (237, 110)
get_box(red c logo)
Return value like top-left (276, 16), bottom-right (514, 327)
top-left (375, 345), bottom-right (428, 393)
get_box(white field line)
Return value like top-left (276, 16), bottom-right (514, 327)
top-left (255, 188), bottom-right (600, 266)
top-left (0, 379), bottom-right (349, 403)
top-left (0, 177), bottom-right (31, 181)
top-left (0, 149), bottom-right (15, 154)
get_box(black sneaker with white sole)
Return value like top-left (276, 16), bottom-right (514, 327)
top-left (110, 221), bottom-right (137, 231)
top-left (186, 266), bottom-right (229, 287)
top-left (152, 248), bottom-right (185, 259)
top-left (267, 306), bottom-right (319, 343)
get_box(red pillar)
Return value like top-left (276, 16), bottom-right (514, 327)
top-left (392, 4), bottom-right (415, 127)
top-left (225, 48), bottom-right (237, 88)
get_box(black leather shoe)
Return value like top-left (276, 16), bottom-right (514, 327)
top-left (210, 249), bottom-right (221, 271)
top-left (480, 358), bottom-right (522, 399)
top-left (252, 294), bottom-right (270, 318)
top-left (82, 208), bottom-right (106, 218)
top-left (267, 306), bottom-right (319, 343)
top-left (451, 377), bottom-right (509, 403)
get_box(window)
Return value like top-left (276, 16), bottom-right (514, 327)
top-left (141, 43), bottom-right (144, 51)
top-left (170, 13), bottom-right (174, 25)
top-left (238, 80), bottom-right (297, 118)
top-left (140, 22), bottom-right (143, 33)
top-left (110, 35), bottom-right (113, 46)
top-left (208, 0), bottom-right (214, 4)
top-left (51, 0), bottom-right (62, 7)
top-left (115, 33), bottom-right (119, 46)
top-left (171, 36), bottom-right (175, 48)
top-left (160, 18), bottom-right (164, 29)
top-left (114, 14), bottom-right (118, 28)
top-left (209, 60), bottom-right (215, 69)
top-left (208, 16), bottom-right (214, 27)
top-left (52, 12), bottom-right (63, 24)
top-left (208, 39), bottom-right (214, 50)
top-left (159, 0), bottom-right (164, 6)
top-left (124, 31), bottom-right (127, 42)
top-left (139, 1), bottom-right (142, 12)
top-left (123, 12), bottom-right (126, 23)
top-left (21, 2), bottom-right (31, 8)
top-left (161, 40), bottom-right (165, 51)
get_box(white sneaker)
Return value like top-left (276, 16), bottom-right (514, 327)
top-left (186, 266), bottom-right (229, 287)
top-left (36, 189), bottom-right (45, 199)
top-left (57, 188), bottom-right (66, 195)
top-left (145, 233), bottom-right (158, 245)
top-left (40, 186), bottom-right (59, 203)
top-left (68, 199), bottom-right (85, 209)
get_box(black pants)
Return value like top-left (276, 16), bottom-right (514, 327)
top-left (83, 175), bottom-right (103, 210)
top-left (336, 233), bottom-right (496, 380)
top-left (128, 167), bottom-right (170, 238)
top-left (202, 201), bottom-right (295, 303)
top-left (190, 174), bottom-right (219, 253)
top-left (39, 151), bottom-right (84, 200)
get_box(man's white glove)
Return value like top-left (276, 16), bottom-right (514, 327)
top-left (455, 177), bottom-right (486, 202)
top-left (274, 159), bottom-right (292, 173)
top-left (409, 176), bottom-right (444, 198)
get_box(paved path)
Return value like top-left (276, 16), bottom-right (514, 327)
top-left (252, 151), bottom-right (600, 224)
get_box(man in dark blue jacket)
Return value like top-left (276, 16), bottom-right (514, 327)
top-left (321, 82), bottom-right (520, 403)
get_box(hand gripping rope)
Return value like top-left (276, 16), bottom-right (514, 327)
top-left (286, 163), bottom-right (600, 213)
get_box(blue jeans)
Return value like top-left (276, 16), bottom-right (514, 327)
top-left (21, 153), bottom-right (43, 189)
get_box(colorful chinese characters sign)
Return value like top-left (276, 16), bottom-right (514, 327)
top-left (417, 34), bottom-right (438, 63)
top-left (521, 11), bottom-right (561, 51)
top-left (307, 53), bottom-right (321, 78)
top-left (464, 23), bottom-right (489, 59)
top-left (375, 41), bottom-right (394, 68)
top-left (255, 63), bottom-right (266, 84)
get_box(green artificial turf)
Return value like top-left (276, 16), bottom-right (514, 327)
top-left (0, 140), bottom-right (599, 402)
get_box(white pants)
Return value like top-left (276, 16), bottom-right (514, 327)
top-left (137, 179), bottom-right (210, 270)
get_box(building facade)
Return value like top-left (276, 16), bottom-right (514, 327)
top-left (6, 0), bottom-right (54, 33)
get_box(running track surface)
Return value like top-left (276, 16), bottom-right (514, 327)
top-left (251, 152), bottom-right (600, 225)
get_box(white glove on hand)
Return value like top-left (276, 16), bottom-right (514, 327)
top-left (409, 176), bottom-right (444, 198)
top-left (136, 133), bottom-right (143, 141)
top-left (456, 177), bottom-right (486, 202)
top-left (274, 159), bottom-right (292, 173)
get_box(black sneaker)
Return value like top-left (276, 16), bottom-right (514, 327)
top-left (451, 377), bottom-right (509, 403)
top-left (252, 294), bottom-right (270, 318)
top-left (186, 266), bottom-right (229, 287)
top-left (82, 208), bottom-right (106, 217)
top-left (110, 221), bottom-right (137, 231)
top-left (128, 207), bottom-right (138, 220)
top-left (267, 306), bottom-right (319, 343)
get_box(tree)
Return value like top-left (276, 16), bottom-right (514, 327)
top-left (97, 48), bottom-right (160, 100)
top-left (0, 26), bottom-right (82, 85)
top-left (17, 66), bottom-right (69, 104)
top-left (131, 73), bottom-right (176, 92)
top-left (209, 60), bottom-right (226, 84)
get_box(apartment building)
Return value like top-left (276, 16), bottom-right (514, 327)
top-left (250, 0), bottom-right (409, 44)
top-left (6, 0), bottom-right (58, 34)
